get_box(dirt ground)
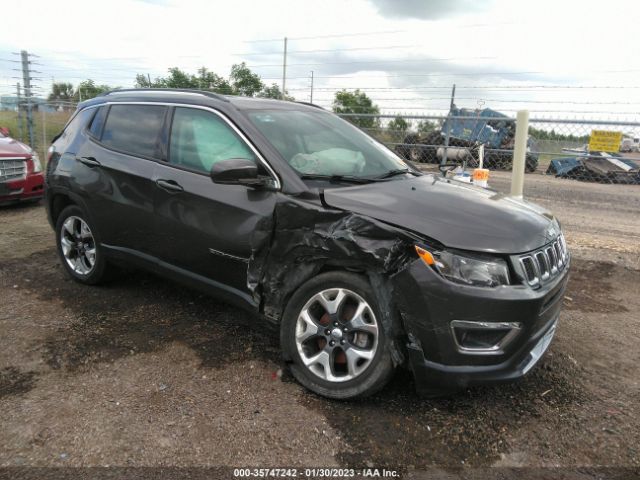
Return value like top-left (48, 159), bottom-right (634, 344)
top-left (1, 175), bottom-right (639, 476)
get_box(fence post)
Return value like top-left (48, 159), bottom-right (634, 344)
top-left (510, 110), bottom-right (529, 198)
top-left (41, 108), bottom-right (47, 159)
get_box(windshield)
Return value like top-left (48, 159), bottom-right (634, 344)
top-left (246, 109), bottom-right (409, 178)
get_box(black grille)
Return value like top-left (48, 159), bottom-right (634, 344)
top-left (519, 234), bottom-right (569, 287)
top-left (522, 257), bottom-right (537, 283)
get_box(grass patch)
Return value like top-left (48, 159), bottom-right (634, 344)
top-left (0, 110), bottom-right (74, 158)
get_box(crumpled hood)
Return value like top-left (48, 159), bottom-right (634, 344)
top-left (322, 174), bottom-right (560, 254)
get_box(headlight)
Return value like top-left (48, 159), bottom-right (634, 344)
top-left (31, 151), bottom-right (42, 173)
top-left (415, 246), bottom-right (510, 288)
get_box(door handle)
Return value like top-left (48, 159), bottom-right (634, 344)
top-left (77, 156), bottom-right (101, 167)
top-left (156, 179), bottom-right (184, 193)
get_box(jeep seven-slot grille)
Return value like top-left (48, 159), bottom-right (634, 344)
top-left (519, 234), bottom-right (568, 287)
top-left (0, 158), bottom-right (27, 182)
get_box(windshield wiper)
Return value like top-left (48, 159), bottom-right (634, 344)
top-left (299, 174), bottom-right (374, 184)
top-left (374, 168), bottom-right (418, 179)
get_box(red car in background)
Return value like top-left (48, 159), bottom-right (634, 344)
top-left (0, 129), bottom-right (45, 205)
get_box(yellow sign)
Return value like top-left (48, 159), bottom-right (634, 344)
top-left (588, 130), bottom-right (623, 152)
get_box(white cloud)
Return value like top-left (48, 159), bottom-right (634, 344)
top-left (0, 0), bottom-right (638, 117)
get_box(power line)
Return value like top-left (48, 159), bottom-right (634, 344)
top-left (28, 55), bottom-right (500, 77)
top-left (241, 58), bottom-right (502, 69)
top-left (233, 44), bottom-right (427, 56)
top-left (312, 104), bottom-right (640, 115)
top-left (307, 96), bottom-right (640, 105)
top-left (242, 30), bottom-right (404, 43)
top-left (287, 84), bottom-right (640, 91)
top-left (241, 23), bottom-right (518, 43)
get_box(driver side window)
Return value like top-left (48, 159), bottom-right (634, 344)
top-left (169, 107), bottom-right (256, 174)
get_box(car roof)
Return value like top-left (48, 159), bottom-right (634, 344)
top-left (78, 88), bottom-right (324, 113)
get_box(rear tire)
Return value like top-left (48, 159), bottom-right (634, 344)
top-left (55, 205), bottom-right (114, 285)
top-left (281, 272), bottom-right (396, 400)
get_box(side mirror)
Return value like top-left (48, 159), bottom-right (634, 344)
top-left (210, 158), bottom-right (267, 187)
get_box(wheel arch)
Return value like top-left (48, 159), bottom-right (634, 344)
top-left (49, 192), bottom-right (76, 226)
top-left (278, 264), bottom-right (408, 367)
top-left (48, 189), bottom-right (94, 228)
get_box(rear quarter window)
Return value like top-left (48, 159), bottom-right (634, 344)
top-left (57, 108), bottom-right (96, 148)
top-left (87, 106), bottom-right (108, 139)
top-left (101, 105), bottom-right (166, 159)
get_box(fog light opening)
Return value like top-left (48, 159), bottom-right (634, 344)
top-left (450, 320), bottom-right (522, 355)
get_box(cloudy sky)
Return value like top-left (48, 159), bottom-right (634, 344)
top-left (1, 0), bottom-right (639, 118)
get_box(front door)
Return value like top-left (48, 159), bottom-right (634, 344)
top-left (153, 106), bottom-right (276, 296)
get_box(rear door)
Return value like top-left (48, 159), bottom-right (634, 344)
top-left (77, 103), bottom-right (167, 255)
top-left (152, 106), bottom-right (277, 295)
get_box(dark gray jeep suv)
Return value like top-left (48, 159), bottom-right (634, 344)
top-left (45, 89), bottom-right (569, 399)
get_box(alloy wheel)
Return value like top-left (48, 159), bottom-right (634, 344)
top-left (295, 288), bottom-right (379, 383)
top-left (60, 216), bottom-right (97, 276)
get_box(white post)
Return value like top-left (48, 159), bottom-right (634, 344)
top-left (510, 110), bottom-right (529, 198)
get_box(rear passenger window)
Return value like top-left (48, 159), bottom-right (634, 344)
top-left (101, 105), bottom-right (166, 159)
top-left (88, 106), bottom-right (107, 139)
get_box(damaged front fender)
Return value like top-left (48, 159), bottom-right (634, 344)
top-left (247, 193), bottom-right (426, 365)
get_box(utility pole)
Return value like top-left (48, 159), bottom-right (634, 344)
top-left (16, 83), bottom-right (23, 141)
top-left (20, 50), bottom-right (35, 147)
top-left (282, 37), bottom-right (288, 100)
top-left (310, 70), bottom-right (314, 103)
top-left (441, 83), bottom-right (456, 171)
top-left (147, 73), bottom-right (152, 88)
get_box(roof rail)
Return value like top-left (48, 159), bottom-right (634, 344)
top-left (99, 88), bottom-right (229, 102)
top-left (296, 101), bottom-right (324, 110)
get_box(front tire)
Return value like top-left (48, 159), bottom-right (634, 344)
top-left (281, 272), bottom-right (395, 399)
top-left (55, 205), bottom-right (112, 285)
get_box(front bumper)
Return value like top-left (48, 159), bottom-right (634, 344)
top-left (407, 316), bottom-right (558, 394)
top-left (393, 254), bottom-right (569, 393)
top-left (0, 173), bottom-right (45, 204)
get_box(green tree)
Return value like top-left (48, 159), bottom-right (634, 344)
top-left (135, 73), bottom-right (158, 88)
top-left (332, 89), bottom-right (380, 129)
top-left (48, 82), bottom-right (75, 110)
top-left (163, 68), bottom-right (199, 89)
top-left (134, 64), bottom-right (287, 98)
top-left (135, 68), bottom-right (198, 89)
top-left (48, 82), bottom-right (74, 102)
top-left (529, 126), bottom-right (589, 143)
top-left (388, 115), bottom-right (410, 133)
top-left (73, 79), bottom-right (111, 102)
top-left (416, 119), bottom-right (438, 135)
top-left (258, 83), bottom-right (294, 100)
top-left (197, 67), bottom-right (233, 94)
top-left (230, 62), bottom-right (264, 97)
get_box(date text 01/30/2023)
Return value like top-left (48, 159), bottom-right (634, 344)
top-left (233, 468), bottom-right (400, 478)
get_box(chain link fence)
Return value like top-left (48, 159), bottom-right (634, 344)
top-left (0, 102), bottom-right (76, 160)
top-left (339, 112), bottom-right (640, 185)
top-left (3, 101), bottom-right (640, 186)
